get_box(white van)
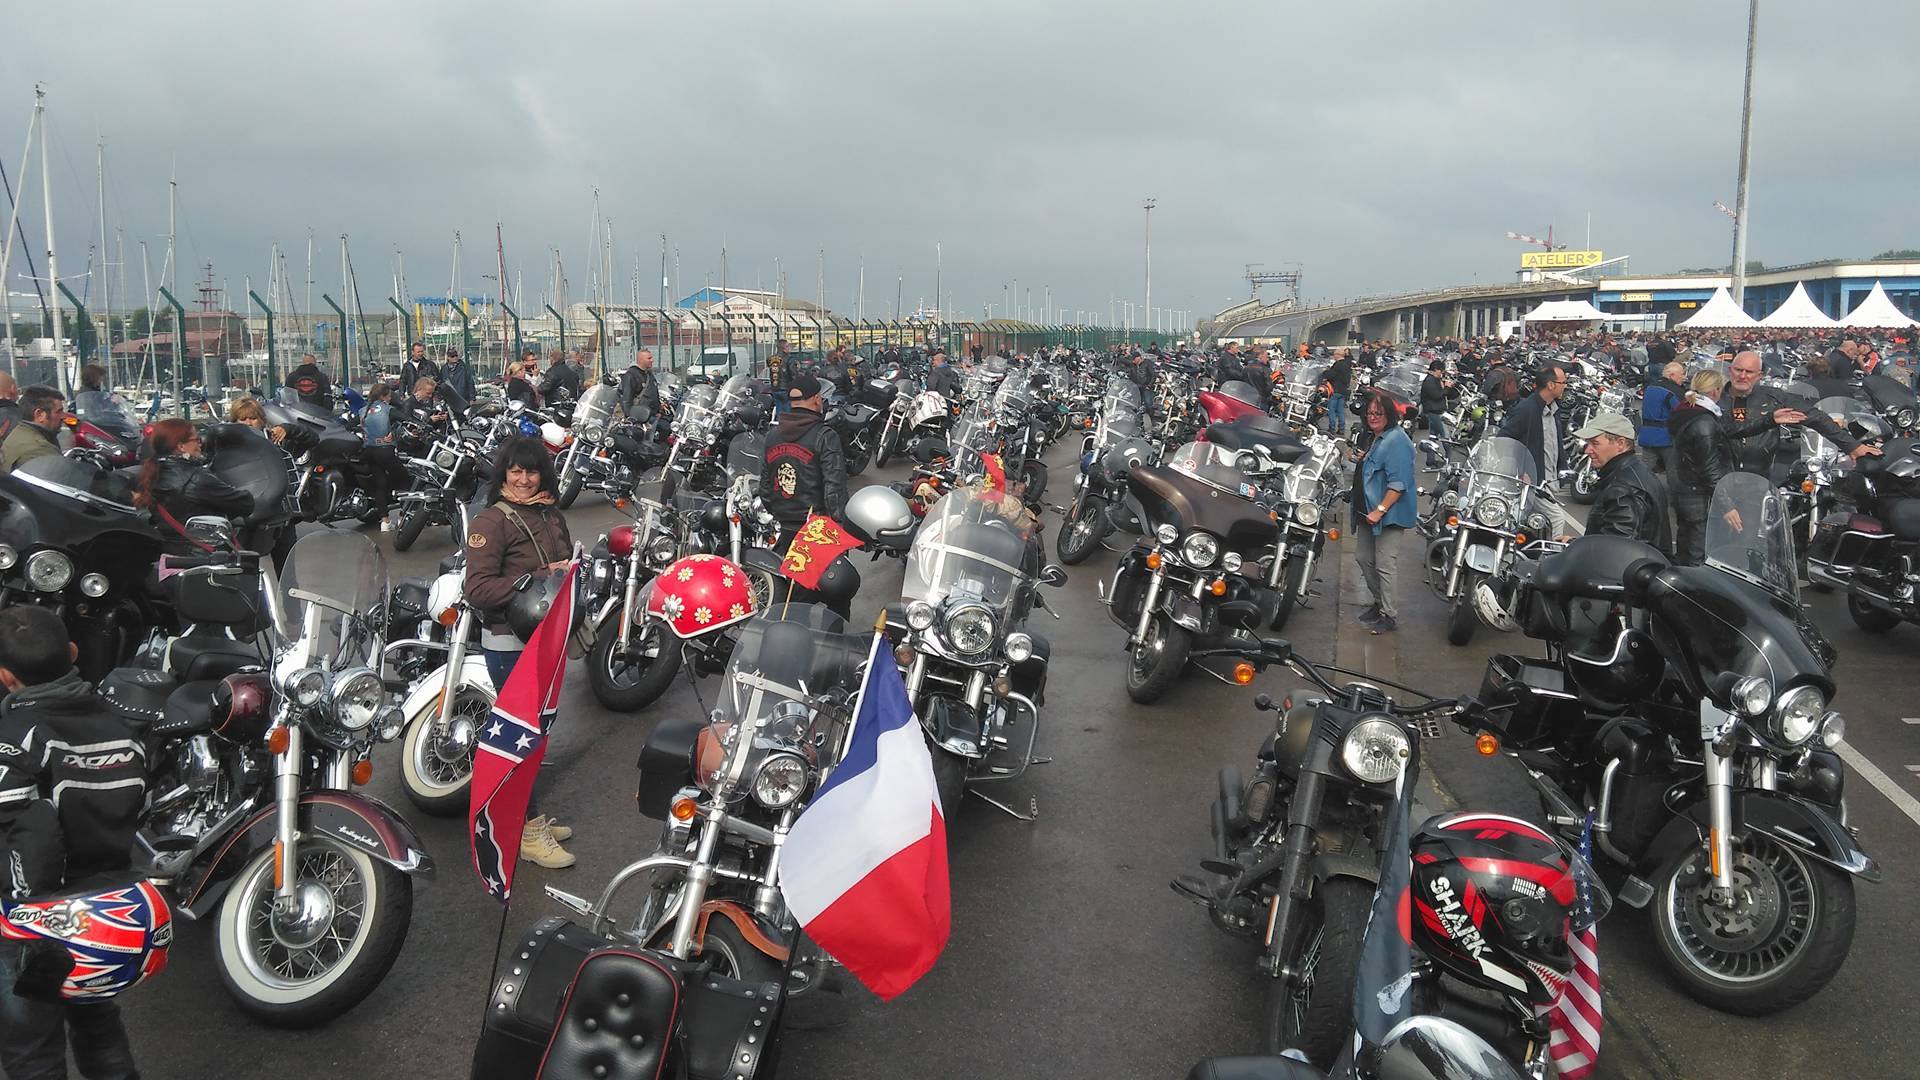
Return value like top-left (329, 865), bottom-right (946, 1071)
top-left (687, 347), bottom-right (743, 380)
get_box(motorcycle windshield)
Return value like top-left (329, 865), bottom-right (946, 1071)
top-left (992, 378), bottom-right (1032, 414)
top-left (704, 604), bottom-right (862, 798)
top-left (1165, 440), bottom-right (1257, 498)
top-left (725, 431), bottom-right (766, 480)
top-left (1285, 363), bottom-right (1328, 394)
top-left (715, 374), bottom-right (754, 412)
top-left (1807, 396), bottom-right (1875, 460)
top-left (1467, 436), bottom-right (1536, 491)
top-left (572, 384), bottom-right (618, 437)
top-left (72, 391), bottom-right (141, 439)
top-left (277, 530), bottom-right (389, 669)
top-left (1705, 471), bottom-right (1798, 603)
top-left (903, 489), bottom-right (1038, 613)
top-left (9, 453), bottom-right (142, 513)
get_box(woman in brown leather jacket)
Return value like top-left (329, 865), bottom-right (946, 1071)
top-left (464, 436), bottom-right (577, 867)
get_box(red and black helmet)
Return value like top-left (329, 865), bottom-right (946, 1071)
top-left (1409, 813), bottom-right (1607, 1005)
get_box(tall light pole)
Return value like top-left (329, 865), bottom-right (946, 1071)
top-left (1142, 198), bottom-right (1156, 341)
top-left (1729, 0), bottom-right (1759, 307)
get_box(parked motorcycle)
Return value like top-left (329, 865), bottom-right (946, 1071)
top-left (391, 418), bottom-right (486, 553)
top-left (1423, 435), bottom-right (1562, 646)
top-left (1057, 377), bottom-right (1159, 565)
top-left (1466, 479), bottom-right (1872, 1014)
top-left (554, 383), bottom-right (663, 509)
top-left (1805, 416), bottom-right (1920, 632)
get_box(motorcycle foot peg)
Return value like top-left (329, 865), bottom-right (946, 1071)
top-left (543, 886), bottom-right (596, 921)
top-left (1170, 875), bottom-right (1215, 905)
top-left (1615, 875), bottom-right (1654, 909)
top-left (1028, 755), bottom-right (1054, 767)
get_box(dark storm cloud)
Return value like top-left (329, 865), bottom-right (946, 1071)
top-left (4, 0), bottom-right (1915, 324)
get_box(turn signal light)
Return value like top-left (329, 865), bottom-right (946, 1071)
top-left (1475, 732), bottom-right (1500, 756)
top-left (1514, 533), bottom-right (1529, 547)
top-left (669, 795), bottom-right (699, 822)
top-left (1446, 514), bottom-right (1460, 527)
top-left (894, 643), bottom-right (916, 667)
top-left (437, 607), bottom-right (460, 627)
top-left (266, 725), bottom-right (291, 756)
top-left (351, 759), bottom-right (374, 786)
top-left (1801, 480), bottom-right (1815, 494)
top-left (614, 498), bottom-right (630, 510)
top-left (1210, 578), bottom-right (1228, 596)
top-left (1145, 551), bottom-right (1163, 570)
top-left (1232, 662), bottom-right (1256, 685)
top-left (1326, 529), bottom-right (1340, 541)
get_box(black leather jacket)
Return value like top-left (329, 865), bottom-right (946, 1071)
top-left (1724, 384), bottom-right (1856, 475)
top-left (617, 365), bottom-right (660, 420)
top-left (147, 456), bottom-right (256, 549)
top-left (759, 407), bottom-right (847, 525)
top-left (925, 364), bottom-right (962, 399)
top-left (1419, 373), bottom-right (1449, 414)
top-left (1669, 403), bottom-right (1731, 519)
top-left (539, 362), bottom-right (583, 403)
top-left (1587, 449), bottom-right (1670, 551)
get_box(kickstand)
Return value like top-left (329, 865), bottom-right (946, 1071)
top-left (968, 788), bottom-right (1039, 822)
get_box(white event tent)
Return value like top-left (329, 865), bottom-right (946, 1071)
top-left (1759, 283), bottom-right (1839, 329)
top-left (1522, 299), bottom-right (1611, 322)
top-left (1676, 287), bottom-right (1760, 329)
top-left (1838, 282), bottom-right (1919, 329)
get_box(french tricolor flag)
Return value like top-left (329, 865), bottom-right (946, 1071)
top-left (778, 634), bottom-right (951, 1000)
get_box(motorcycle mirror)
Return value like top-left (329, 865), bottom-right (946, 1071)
top-left (184, 515), bottom-right (234, 550)
top-left (1039, 564), bottom-right (1069, 588)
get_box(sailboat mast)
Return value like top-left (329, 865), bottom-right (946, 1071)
top-left (38, 88), bottom-right (67, 394)
top-left (97, 138), bottom-right (110, 375)
top-left (0, 99), bottom-right (38, 378)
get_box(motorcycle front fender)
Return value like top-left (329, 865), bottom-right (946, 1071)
top-left (180, 791), bottom-right (437, 917)
top-left (1640, 788), bottom-right (1881, 883)
top-left (401, 653), bottom-right (495, 726)
top-left (1167, 591), bottom-right (1206, 633)
top-left (920, 696), bottom-right (984, 758)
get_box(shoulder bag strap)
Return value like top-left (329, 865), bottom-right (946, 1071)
top-left (493, 501), bottom-right (553, 567)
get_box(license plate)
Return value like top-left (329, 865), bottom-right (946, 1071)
top-left (1466, 544), bottom-right (1498, 573)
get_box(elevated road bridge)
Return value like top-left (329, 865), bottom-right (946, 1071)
top-left (1208, 280), bottom-right (1598, 345)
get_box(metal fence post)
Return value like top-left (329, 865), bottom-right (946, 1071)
top-left (544, 304), bottom-right (567, 369)
top-left (159, 286), bottom-right (188, 413)
top-left (53, 283), bottom-right (88, 395)
top-left (500, 301), bottom-right (523, 363)
top-left (320, 293), bottom-right (350, 389)
top-left (250, 289), bottom-right (277, 390)
top-left (589, 306), bottom-right (609, 382)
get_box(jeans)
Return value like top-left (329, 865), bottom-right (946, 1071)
top-left (1354, 525), bottom-right (1405, 619)
top-left (1425, 412), bottom-right (1445, 437)
top-left (0, 942), bottom-right (139, 1080)
top-left (1675, 514), bottom-right (1706, 565)
top-left (484, 649), bottom-right (544, 816)
top-left (1326, 392), bottom-right (1347, 432)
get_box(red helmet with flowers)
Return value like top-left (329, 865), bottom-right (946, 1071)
top-left (645, 554), bottom-right (756, 639)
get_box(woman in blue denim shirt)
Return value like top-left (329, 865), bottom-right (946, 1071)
top-left (1350, 391), bottom-right (1417, 633)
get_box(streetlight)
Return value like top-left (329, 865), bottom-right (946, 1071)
top-left (1143, 198), bottom-right (1156, 339)
top-left (1729, 0), bottom-right (1759, 306)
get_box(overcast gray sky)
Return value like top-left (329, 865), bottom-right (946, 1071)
top-left (4, 0), bottom-right (1915, 326)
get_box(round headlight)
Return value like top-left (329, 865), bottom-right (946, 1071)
top-left (288, 667), bottom-right (327, 708)
top-left (433, 448), bottom-right (458, 469)
top-left (24, 550), bottom-right (73, 593)
top-left (1528, 512), bottom-right (1548, 532)
top-left (1775, 685), bottom-right (1825, 746)
top-left (1180, 531), bottom-right (1219, 569)
top-left (1005, 632), bottom-right (1034, 664)
top-left (944, 603), bottom-right (995, 655)
top-left (0, 544), bottom-right (16, 570)
top-left (1821, 713), bottom-right (1846, 748)
top-left (330, 668), bottom-right (385, 731)
top-left (906, 600), bottom-right (936, 631)
top-left (79, 572), bottom-right (109, 598)
top-left (753, 754), bottom-right (809, 809)
top-left (1438, 490), bottom-right (1459, 509)
top-left (1221, 551), bottom-right (1244, 573)
top-left (1730, 675), bottom-right (1773, 717)
top-left (1155, 522), bottom-right (1179, 544)
top-left (1898, 408), bottom-right (1917, 429)
top-left (1340, 717), bottom-right (1411, 784)
top-left (1295, 501), bottom-right (1322, 526)
top-left (1473, 496), bottom-right (1510, 529)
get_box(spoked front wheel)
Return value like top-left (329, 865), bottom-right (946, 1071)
top-left (1651, 832), bottom-right (1856, 1015)
top-left (1262, 877), bottom-right (1371, 1066)
top-left (399, 682), bottom-right (493, 816)
top-left (214, 838), bottom-right (413, 1027)
top-left (587, 619), bottom-right (684, 711)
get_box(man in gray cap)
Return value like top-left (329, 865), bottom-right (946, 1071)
top-left (1572, 411), bottom-right (1668, 550)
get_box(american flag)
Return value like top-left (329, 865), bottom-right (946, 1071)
top-left (469, 561), bottom-right (577, 903)
top-left (1545, 813), bottom-right (1603, 1079)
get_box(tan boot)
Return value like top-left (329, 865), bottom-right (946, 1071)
top-left (520, 817), bottom-right (576, 868)
top-left (533, 814), bottom-right (574, 842)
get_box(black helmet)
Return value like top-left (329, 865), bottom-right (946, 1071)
top-left (1409, 812), bottom-right (1609, 1006)
top-left (507, 569), bottom-right (576, 642)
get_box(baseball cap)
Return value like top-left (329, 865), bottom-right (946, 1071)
top-left (1572, 412), bottom-right (1635, 441)
top-left (788, 373), bottom-right (823, 400)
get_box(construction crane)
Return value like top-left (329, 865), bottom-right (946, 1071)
top-left (1504, 228), bottom-right (1565, 252)
top-left (1244, 263), bottom-right (1303, 303)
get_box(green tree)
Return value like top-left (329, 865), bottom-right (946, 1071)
top-left (128, 306), bottom-right (152, 337)
top-left (1874, 248), bottom-right (1920, 260)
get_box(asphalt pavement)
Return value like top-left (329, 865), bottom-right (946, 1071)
top-left (116, 444), bottom-right (1920, 1079)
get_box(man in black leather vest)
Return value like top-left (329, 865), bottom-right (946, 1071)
top-left (759, 373), bottom-right (848, 533)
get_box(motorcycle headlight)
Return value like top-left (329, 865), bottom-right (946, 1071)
top-left (329, 668), bottom-right (384, 732)
top-left (1221, 551), bottom-right (1243, 573)
top-left (1154, 522), bottom-right (1179, 544)
top-left (943, 603), bottom-right (995, 656)
top-left (1180, 531), bottom-right (1219, 569)
top-left (287, 667), bottom-right (327, 708)
top-left (24, 550), bottom-right (73, 593)
top-left (1340, 717), bottom-right (1411, 784)
top-left (752, 753), bottom-right (809, 809)
top-left (906, 600), bottom-right (936, 631)
top-left (1528, 512), bottom-right (1548, 532)
top-left (1897, 408), bottom-right (1917, 429)
top-left (433, 448), bottom-right (458, 470)
top-left (1295, 501), bottom-right (1322, 527)
top-left (1774, 685), bottom-right (1825, 746)
top-left (79, 572), bottom-right (109, 598)
top-left (1005, 632), bottom-right (1034, 664)
top-left (1473, 495), bottom-right (1510, 529)
top-left (0, 544), bottom-right (15, 570)
top-left (1730, 675), bottom-right (1773, 718)
top-left (1438, 489), bottom-right (1459, 509)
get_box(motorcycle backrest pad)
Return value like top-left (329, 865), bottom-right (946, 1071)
top-left (537, 949), bottom-right (678, 1080)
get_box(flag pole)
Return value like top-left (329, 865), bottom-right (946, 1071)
top-left (828, 615), bottom-right (890, 775)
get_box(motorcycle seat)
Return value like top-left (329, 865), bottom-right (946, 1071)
top-left (537, 949), bottom-right (679, 1080)
top-left (1534, 534), bottom-right (1665, 601)
top-left (151, 681), bottom-right (220, 738)
top-left (98, 667), bottom-right (177, 729)
top-left (1883, 498), bottom-right (1920, 541)
top-left (1203, 420), bottom-right (1310, 464)
top-left (166, 634), bottom-right (263, 683)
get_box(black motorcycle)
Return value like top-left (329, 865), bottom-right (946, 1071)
top-left (391, 417), bottom-right (487, 552)
top-left (1175, 607), bottom-right (1460, 1063)
top-left (1056, 376), bottom-right (1158, 565)
top-left (1465, 474), bottom-right (1872, 1015)
top-left (1805, 427), bottom-right (1920, 632)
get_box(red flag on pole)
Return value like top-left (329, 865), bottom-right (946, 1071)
top-left (468, 562), bottom-right (577, 903)
top-left (779, 512), bottom-right (864, 590)
top-left (980, 453), bottom-right (1007, 493)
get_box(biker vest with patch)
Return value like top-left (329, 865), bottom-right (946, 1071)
top-left (763, 409), bottom-right (830, 525)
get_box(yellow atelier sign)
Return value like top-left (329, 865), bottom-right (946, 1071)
top-left (1520, 250), bottom-right (1605, 270)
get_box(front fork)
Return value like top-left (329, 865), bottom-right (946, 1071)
top-left (1703, 740), bottom-right (1737, 895)
top-left (434, 608), bottom-right (475, 731)
top-left (272, 726), bottom-right (304, 908)
top-left (1264, 770), bottom-right (1325, 975)
top-left (616, 547), bottom-right (644, 652)
top-left (1131, 562), bottom-right (1166, 647)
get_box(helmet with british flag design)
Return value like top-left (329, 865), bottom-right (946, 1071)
top-left (0, 878), bottom-right (173, 1001)
top-left (646, 554), bottom-right (756, 639)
